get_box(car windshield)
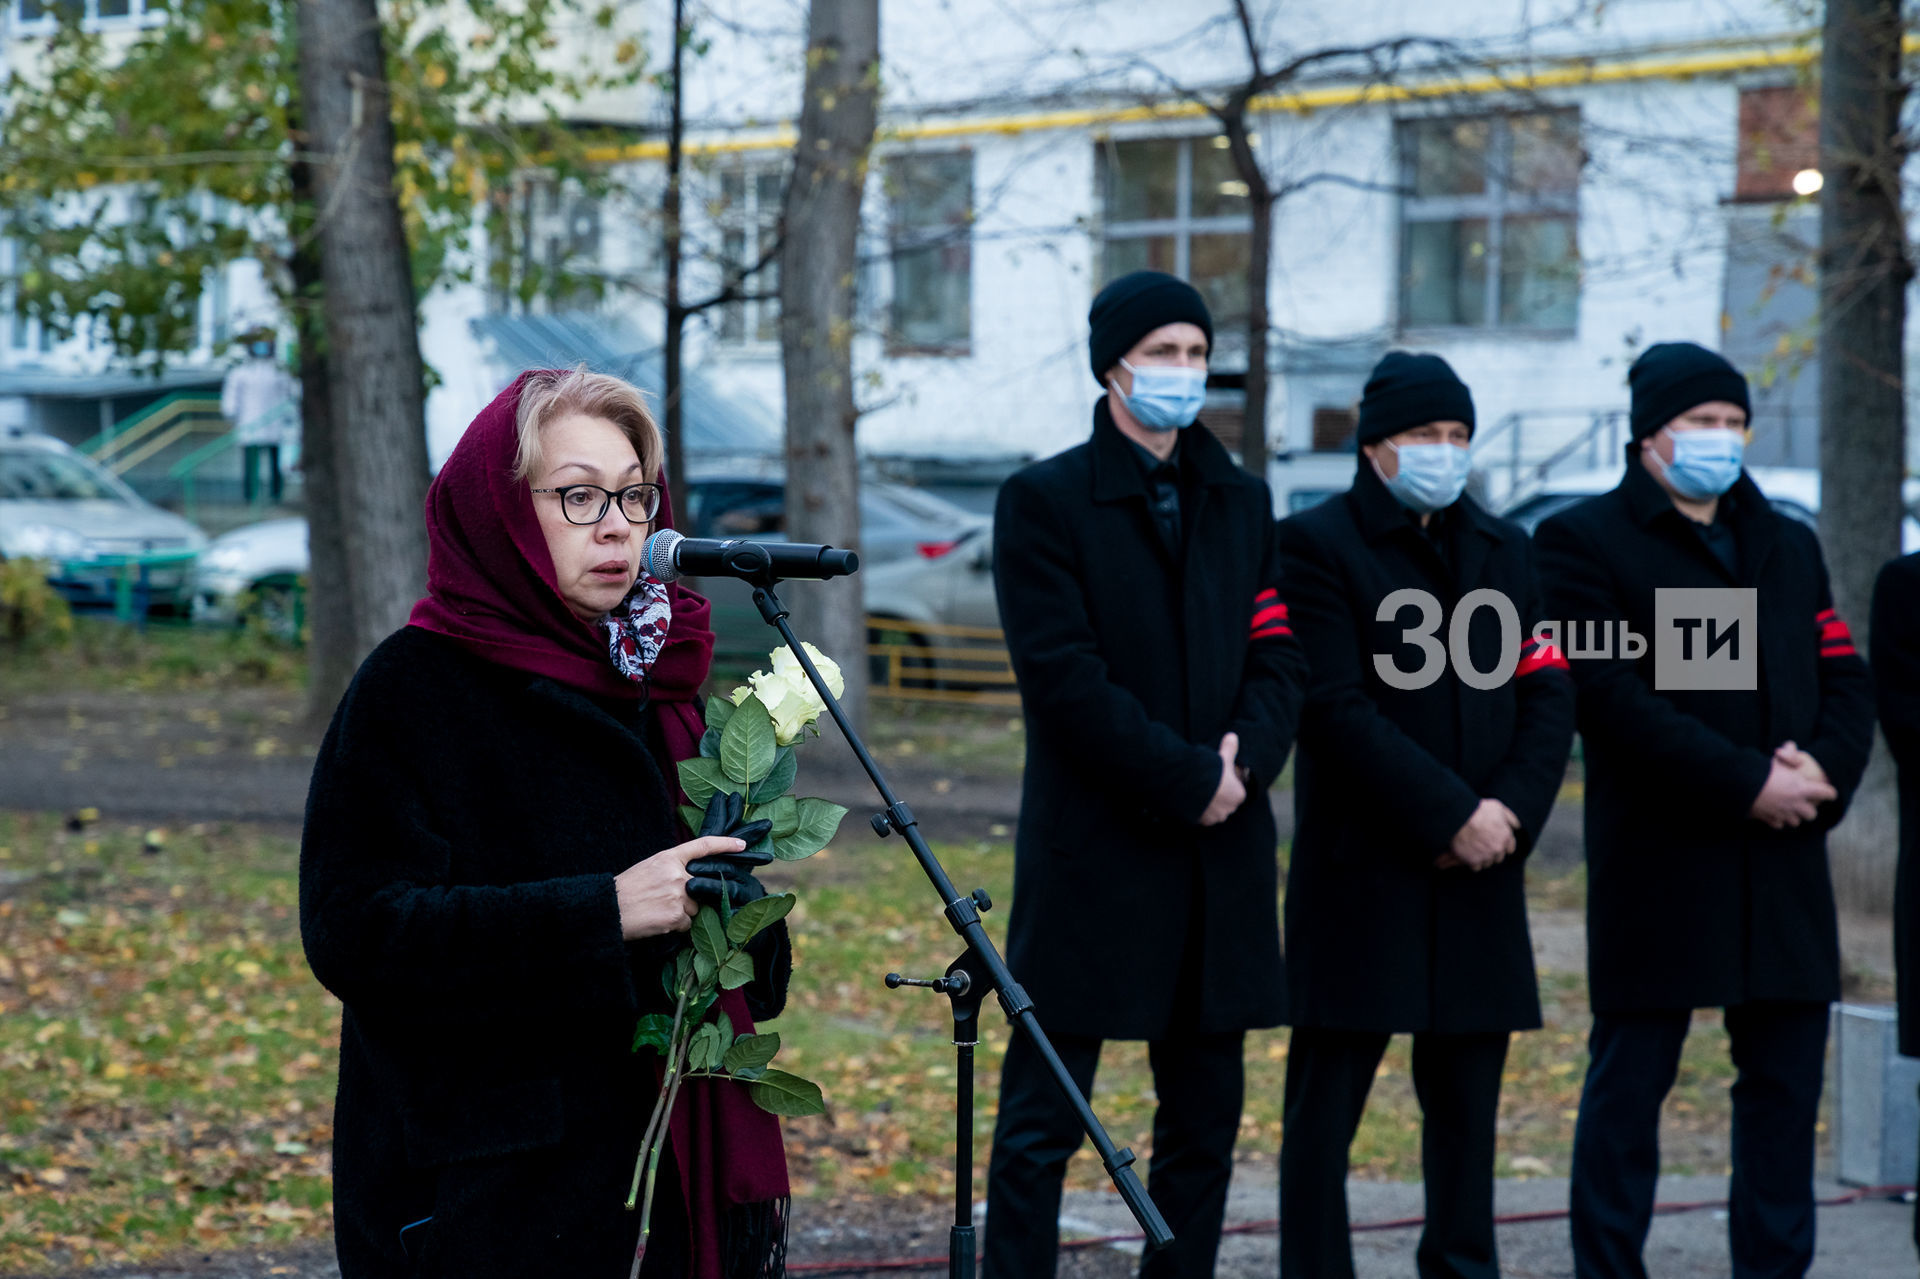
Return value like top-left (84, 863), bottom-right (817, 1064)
top-left (0, 449), bottom-right (130, 502)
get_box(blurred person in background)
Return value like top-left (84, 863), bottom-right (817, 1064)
top-left (300, 368), bottom-right (790, 1278)
top-left (221, 331), bottom-right (298, 505)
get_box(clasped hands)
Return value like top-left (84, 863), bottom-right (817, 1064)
top-left (1435, 798), bottom-right (1522, 872)
top-left (1750, 740), bottom-right (1836, 830)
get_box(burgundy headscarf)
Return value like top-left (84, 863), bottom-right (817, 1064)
top-left (408, 371), bottom-right (790, 1276)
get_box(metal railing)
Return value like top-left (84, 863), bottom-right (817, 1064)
top-left (868, 618), bottom-right (1019, 707)
top-left (86, 392), bottom-right (226, 475)
top-left (1471, 408), bottom-right (1630, 512)
top-left (169, 399), bottom-right (300, 521)
top-left (52, 549), bottom-right (200, 626)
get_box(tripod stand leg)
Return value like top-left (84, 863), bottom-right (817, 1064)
top-left (950, 1037), bottom-right (976, 1277)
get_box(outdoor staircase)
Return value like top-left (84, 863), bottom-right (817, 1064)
top-left (86, 391), bottom-right (301, 532)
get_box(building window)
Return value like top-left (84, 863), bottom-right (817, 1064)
top-left (1398, 111), bottom-right (1581, 332)
top-left (885, 151), bottom-right (972, 355)
top-left (1736, 86), bottom-right (1819, 202)
top-left (13, 0), bottom-right (148, 26)
top-left (1098, 135), bottom-right (1252, 334)
top-left (713, 168), bottom-right (783, 345)
top-left (1311, 406), bottom-right (1358, 452)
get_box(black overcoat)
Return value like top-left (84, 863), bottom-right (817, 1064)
top-left (993, 402), bottom-right (1307, 1040)
top-left (301, 625), bottom-right (786, 1279)
top-left (1275, 466), bottom-right (1576, 1033)
top-left (1535, 460), bottom-right (1874, 1015)
top-left (1871, 552), bottom-right (1920, 1056)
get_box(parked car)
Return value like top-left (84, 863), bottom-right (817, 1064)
top-left (188, 476), bottom-right (993, 657)
top-left (861, 522), bottom-right (1004, 690)
top-left (188, 516), bottom-right (308, 635)
top-left (0, 429), bottom-right (208, 612)
top-left (683, 472), bottom-right (986, 568)
top-left (1502, 464), bottom-right (1920, 551)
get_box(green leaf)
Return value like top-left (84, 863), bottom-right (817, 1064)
top-left (723, 1032), bottom-right (780, 1075)
top-left (748, 1069), bottom-right (826, 1117)
top-left (719, 695), bottom-right (777, 785)
top-left (771, 797), bottom-right (848, 860)
top-left (726, 892), bottom-right (795, 946)
top-left (679, 804), bottom-right (706, 834)
top-left (758, 794), bottom-right (801, 839)
top-left (693, 950), bottom-right (717, 988)
top-left (687, 1022), bottom-right (725, 1073)
top-left (713, 1009), bottom-right (734, 1046)
top-left (664, 948), bottom-right (695, 999)
top-left (692, 908), bottom-right (729, 967)
top-left (678, 757), bottom-right (730, 809)
top-left (705, 694), bottom-right (738, 734)
top-left (698, 725), bottom-right (722, 760)
top-left (718, 948), bottom-right (757, 990)
top-left (631, 1013), bottom-right (675, 1055)
top-left (748, 747), bottom-right (798, 802)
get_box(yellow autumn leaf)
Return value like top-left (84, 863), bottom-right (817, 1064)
top-left (102, 1061), bottom-right (130, 1080)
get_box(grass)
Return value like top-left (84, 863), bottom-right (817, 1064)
top-left (0, 617), bottom-right (304, 698)
top-left (0, 812), bottom-right (1765, 1273)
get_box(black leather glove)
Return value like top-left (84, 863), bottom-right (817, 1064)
top-left (688, 790), bottom-right (774, 910)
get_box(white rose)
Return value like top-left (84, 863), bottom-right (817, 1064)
top-left (749, 668), bottom-right (822, 745)
top-left (727, 684), bottom-right (755, 707)
top-left (770, 641), bottom-right (845, 699)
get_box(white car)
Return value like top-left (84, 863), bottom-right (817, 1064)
top-left (188, 516), bottom-right (308, 634)
top-left (0, 430), bottom-right (208, 612)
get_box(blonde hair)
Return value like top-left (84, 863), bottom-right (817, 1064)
top-left (512, 367), bottom-right (663, 485)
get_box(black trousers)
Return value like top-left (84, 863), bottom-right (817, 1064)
top-left (983, 1027), bottom-right (1245, 1279)
top-left (1570, 1001), bottom-right (1829, 1279)
top-left (244, 443), bottom-right (283, 504)
top-left (1279, 1027), bottom-right (1510, 1279)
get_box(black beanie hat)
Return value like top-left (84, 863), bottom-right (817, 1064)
top-left (1355, 351), bottom-right (1475, 446)
top-left (1087, 270), bottom-right (1214, 383)
top-left (1628, 342), bottom-right (1751, 439)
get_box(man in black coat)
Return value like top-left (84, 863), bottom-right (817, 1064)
top-left (1535, 342), bottom-right (1875, 1279)
top-left (1274, 352), bottom-right (1576, 1279)
top-left (982, 270), bottom-right (1307, 1279)
top-left (1870, 552), bottom-right (1920, 1256)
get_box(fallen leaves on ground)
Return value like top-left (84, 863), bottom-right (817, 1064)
top-left (0, 813), bottom-right (1761, 1275)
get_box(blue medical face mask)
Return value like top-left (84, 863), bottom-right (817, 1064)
top-left (1110, 358), bottom-right (1207, 431)
top-left (1376, 440), bottom-right (1471, 514)
top-left (1652, 427), bottom-right (1745, 500)
top-left (249, 341), bottom-right (272, 358)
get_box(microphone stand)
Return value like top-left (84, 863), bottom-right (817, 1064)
top-left (731, 556), bottom-right (1174, 1278)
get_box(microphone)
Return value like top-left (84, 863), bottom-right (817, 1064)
top-left (643, 528), bottom-right (860, 583)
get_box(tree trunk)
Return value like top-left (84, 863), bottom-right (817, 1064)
top-left (295, 0), bottom-right (431, 672)
top-left (661, 0), bottom-right (688, 509)
top-left (1818, 0), bottom-right (1909, 912)
top-left (1221, 110), bottom-right (1271, 478)
top-left (779, 0), bottom-right (878, 732)
top-left (286, 133), bottom-right (356, 726)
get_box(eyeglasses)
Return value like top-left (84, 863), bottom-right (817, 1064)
top-left (531, 482), bottom-right (663, 526)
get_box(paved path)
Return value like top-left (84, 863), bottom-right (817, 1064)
top-left (1049, 1170), bottom-right (1916, 1278)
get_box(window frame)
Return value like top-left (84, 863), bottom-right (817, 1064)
top-left (711, 165), bottom-right (785, 350)
top-left (884, 148), bottom-right (974, 358)
top-left (1095, 133), bottom-right (1255, 342)
top-left (1395, 108), bottom-right (1582, 336)
top-left (11, 0), bottom-right (160, 31)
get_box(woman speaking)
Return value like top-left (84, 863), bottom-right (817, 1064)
top-left (301, 369), bottom-right (791, 1277)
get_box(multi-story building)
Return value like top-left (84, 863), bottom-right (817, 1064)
top-left (4, 0), bottom-right (1894, 511)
